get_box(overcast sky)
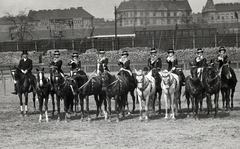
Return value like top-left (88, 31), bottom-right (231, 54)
top-left (0, 0), bottom-right (239, 20)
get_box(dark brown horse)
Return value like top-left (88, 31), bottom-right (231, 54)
top-left (36, 67), bottom-right (51, 122)
top-left (185, 64), bottom-right (204, 118)
top-left (219, 63), bottom-right (237, 110)
top-left (52, 70), bottom-right (77, 121)
top-left (202, 63), bottom-right (221, 117)
top-left (151, 68), bottom-right (162, 114)
top-left (10, 66), bottom-right (36, 116)
top-left (117, 69), bottom-right (136, 113)
top-left (101, 71), bottom-right (130, 122)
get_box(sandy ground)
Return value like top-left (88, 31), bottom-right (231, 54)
top-left (1, 71), bottom-right (240, 149)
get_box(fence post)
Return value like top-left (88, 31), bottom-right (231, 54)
top-left (53, 40), bottom-right (55, 49)
top-left (236, 33), bottom-right (238, 47)
top-left (193, 34), bottom-right (195, 49)
top-left (35, 41), bottom-right (37, 51)
top-left (112, 38), bottom-right (114, 51)
top-left (172, 36), bottom-right (175, 49)
top-left (16, 42), bottom-right (19, 51)
top-left (72, 40), bottom-right (74, 51)
top-left (132, 37), bottom-right (134, 47)
top-left (3, 77), bottom-right (6, 96)
top-left (215, 34), bottom-right (217, 47)
top-left (91, 38), bottom-right (94, 49)
top-left (1, 70), bottom-right (3, 83)
top-left (152, 36), bottom-right (154, 48)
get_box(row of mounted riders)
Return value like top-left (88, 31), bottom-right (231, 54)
top-left (9, 47), bottom-right (238, 122)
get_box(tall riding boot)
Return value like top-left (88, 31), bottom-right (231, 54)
top-left (11, 84), bottom-right (17, 94)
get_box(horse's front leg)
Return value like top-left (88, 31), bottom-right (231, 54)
top-left (130, 90), bottom-right (135, 113)
top-left (214, 93), bottom-right (219, 117)
top-left (106, 96), bottom-right (112, 122)
top-left (231, 88), bottom-right (235, 109)
top-left (225, 89), bottom-right (230, 111)
top-left (137, 91), bottom-right (143, 121)
top-left (50, 92), bottom-right (55, 116)
top-left (32, 92), bottom-right (36, 112)
top-left (79, 95), bottom-right (84, 121)
top-left (145, 96), bottom-right (149, 121)
top-left (18, 93), bottom-right (24, 116)
top-left (221, 89), bottom-right (225, 109)
top-left (170, 94), bottom-right (176, 120)
top-left (56, 95), bottom-right (61, 122)
top-left (158, 90), bottom-right (162, 114)
top-left (85, 96), bottom-right (91, 122)
top-left (38, 96), bottom-right (44, 122)
top-left (164, 93), bottom-right (168, 119)
top-left (45, 95), bottom-right (49, 122)
top-left (24, 92), bottom-right (29, 116)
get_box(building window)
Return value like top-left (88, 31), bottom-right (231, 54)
top-left (167, 12), bottom-right (170, 17)
top-left (140, 12), bottom-right (144, 17)
top-left (153, 19), bottom-right (156, 25)
top-left (161, 12), bottom-right (164, 17)
top-left (226, 13), bottom-right (229, 19)
top-left (174, 12), bottom-right (177, 17)
top-left (222, 14), bottom-right (224, 20)
top-left (145, 12), bottom-right (149, 17)
top-left (153, 12), bottom-right (156, 17)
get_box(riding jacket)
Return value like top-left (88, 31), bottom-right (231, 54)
top-left (50, 58), bottom-right (64, 73)
top-left (118, 57), bottom-right (131, 70)
top-left (18, 58), bottom-right (33, 73)
top-left (218, 54), bottom-right (228, 68)
top-left (166, 56), bottom-right (178, 71)
top-left (97, 57), bottom-right (109, 71)
top-left (68, 59), bottom-right (81, 70)
top-left (147, 57), bottom-right (162, 70)
top-left (193, 56), bottom-right (207, 68)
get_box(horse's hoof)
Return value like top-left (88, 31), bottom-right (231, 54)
top-left (172, 117), bottom-right (176, 120)
top-left (87, 117), bottom-right (91, 122)
top-left (164, 116), bottom-right (168, 119)
top-left (24, 112), bottom-right (28, 117)
top-left (57, 117), bottom-right (60, 122)
top-left (139, 117), bottom-right (143, 121)
top-left (38, 119), bottom-right (42, 123)
top-left (187, 114), bottom-right (191, 118)
top-left (46, 119), bottom-right (49, 123)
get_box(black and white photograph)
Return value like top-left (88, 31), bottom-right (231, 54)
top-left (0, 0), bottom-right (240, 148)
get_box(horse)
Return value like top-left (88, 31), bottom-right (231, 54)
top-left (78, 72), bottom-right (107, 120)
top-left (219, 63), bottom-right (237, 110)
top-left (117, 68), bottom-right (136, 113)
top-left (202, 63), bottom-right (221, 117)
top-left (171, 67), bottom-right (185, 112)
top-left (159, 70), bottom-right (180, 119)
top-left (35, 67), bottom-right (51, 122)
top-left (135, 69), bottom-right (156, 121)
top-left (10, 65), bottom-right (37, 116)
top-left (52, 70), bottom-right (77, 121)
top-left (185, 63), bottom-right (204, 118)
top-left (149, 68), bottom-right (162, 114)
top-left (101, 71), bottom-right (130, 122)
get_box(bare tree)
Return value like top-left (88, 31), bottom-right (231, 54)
top-left (3, 10), bottom-right (35, 41)
top-left (181, 15), bottom-right (207, 30)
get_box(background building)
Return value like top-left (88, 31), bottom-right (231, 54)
top-left (116, 0), bottom-right (192, 27)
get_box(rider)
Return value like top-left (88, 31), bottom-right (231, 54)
top-left (193, 48), bottom-right (207, 79)
top-left (118, 50), bottom-right (132, 76)
top-left (217, 46), bottom-right (228, 69)
top-left (68, 52), bottom-right (81, 76)
top-left (12, 50), bottom-right (36, 94)
top-left (147, 48), bottom-right (162, 71)
top-left (166, 49), bottom-right (185, 85)
top-left (97, 49), bottom-right (109, 72)
top-left (50, 50), bottom-right (64, 74)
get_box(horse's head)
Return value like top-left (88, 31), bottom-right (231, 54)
top-left (159, 69), bottom-right (172, 89)
top-left (101, 71), bottom-right (110, 90)
top-left (205, 64), bottom-right (217, 79)
top-left (53, 71), bottom-right (65, 86)
top-left (221, 64), bottom-right (232, 79)
top-left (189, 62), bottom-right (198, 80)
top-left (135, 69), bottom-right (145, 89)
top-left (10, 65), bottom-right (21, 83)
top-left (96, 62), bottom-right (104, 75)
top-left (36, 67), bottom-right (46, 87)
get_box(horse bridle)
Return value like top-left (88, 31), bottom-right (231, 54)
top-left (161, 74), bottom-right (174, 87)
top-left (136, 73), bottom-right (149, 91)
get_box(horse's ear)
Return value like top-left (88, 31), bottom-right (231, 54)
top-left (134, 69), bottom-right (137, 74)
top-left (36, 68), bottom-right (39, 71)
top-left (42, 67), bottom-right (44, 71)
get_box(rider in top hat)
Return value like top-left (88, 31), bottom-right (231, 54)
top-left (193, 48), bottom-right (207, 79)
top-left (118, 50), bottom-right (132, 75)
top-left (147, 48), bottom-right (162, 71)
top-left (166, 49), bottom-right (185, 85)
top-left (97, 49), bottom-right (109, 71)
top-left (12, 50), bottom-right (36, 94)
top-left (217, 46), bottom-right (228, 68)
top-left (68, 52), bottom-right (81, 76)
top-left (166, 49), bottom-right (178, 71)
top-left (50, 50), bottom-right (64, 74)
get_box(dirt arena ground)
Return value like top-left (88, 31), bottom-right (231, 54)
top-left (0, 71), bottom-right (240, 149)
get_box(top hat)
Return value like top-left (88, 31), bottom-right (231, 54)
top-left (168, 49), bottom-right (175, 54)
top-left (99, 49), bottom-right (105, 54)
top-left (72, 52), bottom-right (78, 57)
top-left (150, 48), bottom-right (157, 54)
top-left (143, 67), bottom-right (149, 72)
top-left (22, 50), bottom-right (28, 55)
top-left (54, 50), bottom-right (60, 55)
top-left (196, 48), bottom-right (203, 53)
top-left (219, 46), bottom-right (226, 53)
top-left (122, 50), bottom-right (129, 56)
